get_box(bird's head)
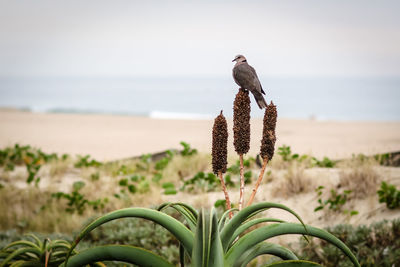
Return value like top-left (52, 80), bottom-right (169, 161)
top-left (232, 55), bottom-right (247, 63)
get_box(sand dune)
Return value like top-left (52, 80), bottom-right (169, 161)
top-left (0, 110), bottom-right (399, 161)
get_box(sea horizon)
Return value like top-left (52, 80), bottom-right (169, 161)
top-left (1, 75), bottom-right (399, 121)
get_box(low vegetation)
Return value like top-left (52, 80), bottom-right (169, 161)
top-left (377, 181), bottom-right (400, 209)
top-left (338, 155), bottom-right (381, 199)
top-left (297, 219), bottom-right (400, 266)
top-left (272, 164), bottom-right (313, 198)
top-left (314, 186), bottom-right (358, 216)
top-left (0, 143), bottom-right (394, 231)
top-left (1, 217), bottom-right (398, 267)
top-left (0, 141), bottom-right (397, 265)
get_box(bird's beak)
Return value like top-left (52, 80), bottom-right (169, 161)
top-left (232, 58), bottom-right (236, 62)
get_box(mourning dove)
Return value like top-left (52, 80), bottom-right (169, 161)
top-left (232, 55), bottom-right (267, 109)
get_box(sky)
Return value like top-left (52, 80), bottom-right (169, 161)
top-left (0, 0), bottom-right (399, 78)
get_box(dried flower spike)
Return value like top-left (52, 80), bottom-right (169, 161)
top-left (247, 101), bottom-right (278, 207)
top-left (233, 88), bottom-right (251, 155)
top-left (260, 101), bottom-right (277, 160)
top-left (212, 110), bottom-right (228, 174)
top-left (212, 111), bottom-right (232, 217)
top-left (233, 88), bottom-right (251, 210)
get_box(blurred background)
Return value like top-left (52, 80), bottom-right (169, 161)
top-left (0, 0), bottom-right (399, 120)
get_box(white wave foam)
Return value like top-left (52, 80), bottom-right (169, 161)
top-left (149, 110), bottom-right (213, 120)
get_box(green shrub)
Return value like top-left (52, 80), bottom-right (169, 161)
top-left (180, 141), bottom-right (197, 156)
top-left (314, 186), bottom-right (357, 215)
top-left (135, 153), bottom-right (152, 172)
top-left (377, 181), bottom-right (400, 209)
top-left (162, 182), bottom-right (177, 195)
top-left (74, 155), bottom-right (102, 168)
top-left (312, 156), bottom-right (336, 168)
top-left (90, 172), bottom-right (100, 181)
top-left (0, 144), bottom-right (62, 185)
top-left (226, 157), bottom-right (255, 174)
top-left (277, 145), bottom-right (292, 161)
top-left (297, 219), bottom-right (400, 267)
top-left (180, 171), bottom-right (219, 192)
top-left (51, 181), bottom-right (108, 214)
top-left (277, 145), bottom-right (336, 167)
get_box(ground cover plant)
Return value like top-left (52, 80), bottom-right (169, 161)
top-left (276, 145), bottom-right (336, 168)
top-left (51, 181), bottom-right (109, 214)
top-left (377, 181), bottom-right (400, 209)
top-left (297, 219), bottom-right (400, 267)
top-left (0, 146), bottom-right (388, 266)
top-left (0, 234), bottom-right (77, 267)
top-left (0, 144), bottom-right (61, 185)
top-left (314, 186), bottom-right (358, 216)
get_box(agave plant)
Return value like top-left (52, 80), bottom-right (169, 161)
top-left (60, 202), bottom-right (360, 266)
top-left (0, 234), bottom-right (80, 267)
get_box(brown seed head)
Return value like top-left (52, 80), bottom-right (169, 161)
top-left (260, 102), bottom-right (277, 160)
top-left (212, 110), bottom-right (228, 174)
top-left (233, 88), bottom-right (251, 155)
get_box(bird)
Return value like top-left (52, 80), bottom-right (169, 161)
top-left (232, 54), bottom-right (267, 109)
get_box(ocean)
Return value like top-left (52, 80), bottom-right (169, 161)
top-left (0, 76), bottom-right (399, 121)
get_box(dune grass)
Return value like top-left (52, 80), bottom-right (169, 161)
top-left (0, 186), bottom-right (87, 233)
top-left (338, 156), bottom-right (381, 199)
top-left (272, 163), bottom-right (314, 199)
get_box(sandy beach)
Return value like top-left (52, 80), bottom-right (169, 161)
top-left (1, 109), bottom-right (399, 161)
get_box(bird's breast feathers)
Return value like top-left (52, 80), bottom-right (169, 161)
top-left (233, 63), bottom-right (261, 91)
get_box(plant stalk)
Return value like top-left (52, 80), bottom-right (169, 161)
top-left (45, 251), bottom-right (50, 267)
top-left (239, 154), bottom-right (245, 210)
top-left (218, 171), bottom-right (232, 218)
top-left (247, 157), bottom-right (269, 207)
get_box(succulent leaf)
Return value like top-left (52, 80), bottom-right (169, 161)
top-left (230, 218), bottom-right (285, 246)
top-left (65, 207), bottom-right (194, 265)
top-left (263, 260), bottom-right (323, 266)
top-left (220, 202), bottom-right (306, 252)
top-left (158, 202), bottom-right (198, 231)
top-left (60, 245), bottom-right (174, 267)
top-left (192, 208), bottom-right (224, 267)
top-left (225, 223), bottom-right (360, 267)
top-left (235, 242), bottom-right (298, 267)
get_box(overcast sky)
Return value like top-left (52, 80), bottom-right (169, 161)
top-left (0, 0), bottom-right (399, 78)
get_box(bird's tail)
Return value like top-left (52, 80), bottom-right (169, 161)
top-left (254, 92), bottom-right (267, 109)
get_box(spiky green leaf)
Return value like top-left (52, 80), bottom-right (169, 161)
top-left (65, 207), bottom-right (194, 265)
top-left (263, 260), bottom-right (323, 266)
top-left (225, 223), bottom-right (360, 267)
top-left (158, 202), bottom-right (198, 231)
top-left (220, 202), bottom-right (306, 252)
top-left (61, 245), bottom-right (174, 267)
top-left (0, 247), bottom-right (41, 267)
top-left (192, 208), bottom-right (224, 267)
top-left (235, 242), bottom-right (298, 267)
top-left (229, 218), bottom-right (285, 247)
